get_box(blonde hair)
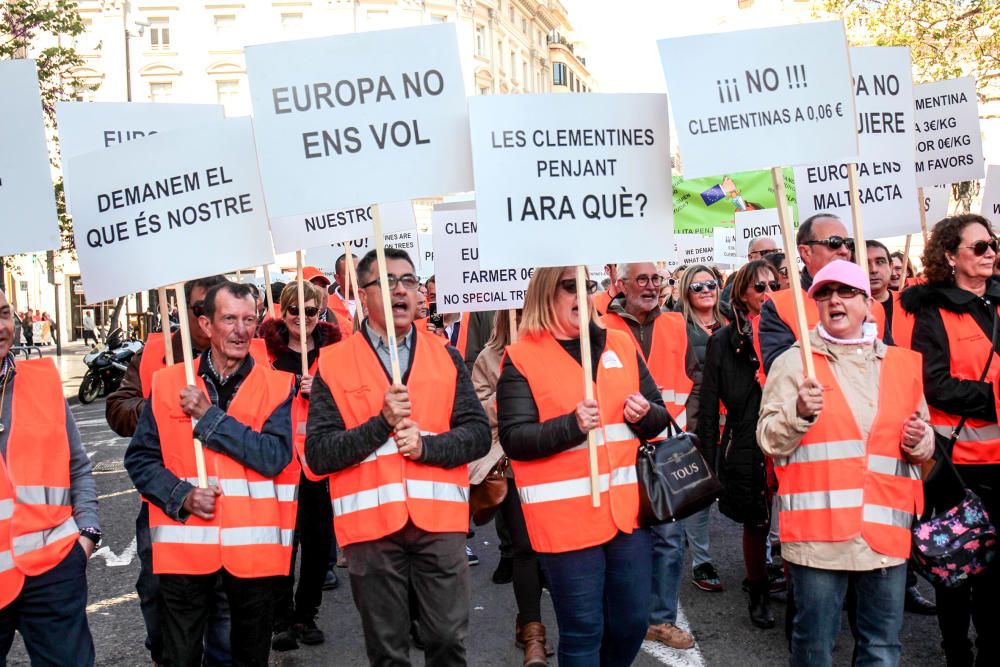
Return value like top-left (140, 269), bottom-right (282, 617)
top-left (679, 264), bottom-right (727, 326)
top-left (280, 281), bottom-right (325, 314)
top-left (519, 267), bottom-right (600, 338)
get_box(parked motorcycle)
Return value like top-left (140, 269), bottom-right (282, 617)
top-left (78, 328), bottom-right (143, 404)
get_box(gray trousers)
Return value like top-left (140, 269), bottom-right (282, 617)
top-left (345, 521), bottom-right (469, 667)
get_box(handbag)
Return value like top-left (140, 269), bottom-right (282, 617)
top-left (911, 314), bottom-right (999, 588)
top-left (469, 456), bottom-right (509, 526)
top-left (636, 412), bottom-right (722, 526)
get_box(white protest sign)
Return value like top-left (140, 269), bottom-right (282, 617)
top-left (245, 23), bottom-right (473, 225)
top-left (431, 201), bottom-right (532, 314)
top-left (417, 232), bottom-right (434, 276)
top-left (675, 234), bottom-right (715, 266)
top-left (735, 208), bottom-right (786, 259)
top-left (66, 117), bottom-right (275, 303)
top-left (470, 93), bottom-right (673, 269)
top-left (0, 60), bottom-right (60, 254)
top-left (981, 165), bottom-right (1000, 219)
top-left (922, 184), bottom-right (950, 225)
top-left (914, 77), bottom-right (984, 186)
top-left (713, 227), bottom-right (738, 267)
top-left (271, 200), bottom-right (415, 255)
top-left (795, 47), bottom-right (919, 238)
top-left (306, 227), bottom-right (418, 273)
top-left (658, 21), bottom-right (858, 178)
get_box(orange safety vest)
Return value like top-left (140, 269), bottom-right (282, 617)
top-left (505, 329), bottom-right (642, 553)
top-left (601, 311), bottom-right (693, 431)
top-left (327, 291), bottom-right (355, 336)
top-left (773, 348), bottom-right (923, 559)
top-left (770, 287), bottom-right (886, 341)
top-left (889, 291), bottom-right (915, 350)
top-left (592, 290), bottom-right (615, 317)
top-left (139, 332), bottom-right (168, 398)
top-left (929, 309), bottom-right (1000, 465)
top-left (147, 361), bottom-right (298, 577)
top-left (317, 327), bottom-right (469, 547)
top-left (0, 359), bottom-right (79, 608)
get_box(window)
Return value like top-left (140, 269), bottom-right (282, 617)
top-left (568, 69), bottom-right (575, 90)
top-left (149, 17), bottom-right (170, 50)
top-left (522, 62), bottom-right (528, 89)
top-left (479, 86), bottom-right (489, 96)
top-left (552, 62), bottom-right (566, 86)
top-left (281, 12), bottom-right (303, 32)
top-left (213, 14), bottom-right (236, 36)
top-left (475, 25), bottom-right (485, 57)
top-left (497, 40), bottom-right (503, 66)
top-left (510, 50), bottom-right (516, 80)
top-left (216, 80), bottom-right (240, 113)
top-left (509, 6), bottom-right (515, 22)
top-left (522, 17), bottom-right (527, 33)
top-left (149, 82), bottom-right (172, 102)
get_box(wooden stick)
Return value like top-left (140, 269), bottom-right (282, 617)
top-left (372, 205), bottom-right (402, 384)
top-left (342, 242), bottom-right (361, 332)
top-left (174, 282), bottom-right (208, 488)
top-left (295, 252), bottom-right (310, 376)
top-left (157, 286), bottom-right (174, 366)
top-left (262, 264), bottom-right (275, 318)
top-left (508, 308), bottom-right (518, 344)
top-left (917, 186), bottom-right (929, 245)
top-left (902, 234), bottom-right (913, 283)
top-left (576, 265), bottom-right (601, 508)
top-left (847, 163), bottom-right (866, 269)
top-left (771, 167), bottom-right (815, 379)
top-left (347, 252), bottom-right (364, 331)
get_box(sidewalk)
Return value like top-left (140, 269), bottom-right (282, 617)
top-left (27, 340), bottom-right (97, 402)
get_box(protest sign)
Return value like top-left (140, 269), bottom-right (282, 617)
top-left (0, 60), bottom-right (60, 255)
top-left (66, 117), bottom-right (275, 303)
top-left (734, 208), bottom-right (793, 259)
top-left (981, 165), bottom-right (1000, 219)
top-left (914, 77), bottom-right (984, 186)
top-left (431, 201), bottom-right (532, 314)
top-left (271, 199), bottom-right (415, 254)
top-left (673, 168), bottom-right (797, 234)
top-left (658, 21), bottom-right (858, 178)
top-left (795, 47), bottom-right (919, 238)
top-left (674, 234), bottom-right (715, 266)
top-left (470, 93), bottom-right (673, 269)
top-left (417, 232), bottom-right (434, 276)
top-left (245, 23), bottom-right (472, 224)
top-left (923, 184), bottom-right (950, 224)
top-left (306, 227), bottom-right (418, 273)
top-left (713, 227), bottom-right (738, 267)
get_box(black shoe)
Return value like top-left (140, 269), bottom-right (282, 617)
top-left (271, 628), bottom-right (299, 651)
top-left (466, 545), bottom-right (480, 566)
top-left (767, 564), bottom-right (787, 593)
top-left (322, 567), bottom-right (339, 591)
top-left (492, 556), bottom-right (513, 584)
top-left (748, 579), bottom-right (775, 629)
top-left (904, 585), bottom-right (937, 615)
top-left (293, 620), bottom-right (325, 645)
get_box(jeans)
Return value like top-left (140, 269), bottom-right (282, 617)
top-left (788, 563), bottom-right (906, 667)
top-left (540, 529), bottom-right (652, 666)
top-left (649, 521), bottom-right (685, 625)
top-left (683, 506), bottom-right (712, 568)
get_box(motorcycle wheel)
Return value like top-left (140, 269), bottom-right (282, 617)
top-left (78, 373), bottom-right (103, 404)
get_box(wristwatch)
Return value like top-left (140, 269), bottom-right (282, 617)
top-left (79, 527), bottom-right (102, 546)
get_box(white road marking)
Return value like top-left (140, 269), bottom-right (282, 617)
top-left (91, 537), bottom-right (137, 567)
top-left (98, 488), bottom-right (136, 500)
top-left (86, 592), bottom-right (138, 613)
top-left (641, 604), bottom-right (707, 667)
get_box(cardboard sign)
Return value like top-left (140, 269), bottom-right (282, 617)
top-left (795, 47), bottom-right (919, 238)
top-left (981, 165), bottom-right (1000, 219)
top-left (923, 184), bottom-right (950, 226)
top-left (306, 228), bottom-right (418, 273)
top-left (431, 201), bottom-right (532, 314)
top-left (470, 93), bottom-right (674, 269)
top-left (713, 226), bottom-right (738, 267)
top-left (416, 231), bottom-right (434, 276)
top-left (658, 21), bottom-right (858, 178)
top-left (66, 118), bottom-right (275, 302)
top-left (914, 77), bottom-right (984, 186)
top-left (735, 208), bottom-right (789, 260)
top-left (270, 200), bottom-right (415, 255)
top-left (674, 234), bottom-right (716, 266)
top-left (0, 60), bottom-right (60, 255)
top-left (245, 23), bottom-right (473, 224)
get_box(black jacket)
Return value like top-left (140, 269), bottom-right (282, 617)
top-left (496, 324), bottom-right (668, 461)
top-left (695, 313), bottom-right (769, 525)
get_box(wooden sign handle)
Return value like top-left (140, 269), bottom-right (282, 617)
top-left (372, 205), bottom-right (402, 384)
top-left (262, 264), bottom-right (275, 318)
top-left (343, 242), bottom-right (364, 332)
top-left (576, 265), bottom-right (600, 507)
top-left (508, 308), bottom-right (518, 344)
top-left (847, 163), bottom-right (866, 269)
top-left (902, 234), bottom-right (913, 283)
top-left (157, 286), bottom-right (174, 366)
top-left (173, 281), bottom-right (208, 488)
top-left (771, 167), bottom-right (815, 379)
top-left (295, 252), bottom-right (310, 377)
top-left (917, 186), bottom-right (929, 245)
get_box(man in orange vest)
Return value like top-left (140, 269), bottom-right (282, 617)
top-left (125, 281), bottom-right (296, 666)
top-left (757, 260), bottom-right (933, 665)
top-left (0, 289), bottom-right (100, 665)
top-left (328, 252), bottom-right (361, 332)
top-left (600, 261), bottom-right (700, 651)
top-left (305, 248), bottom-right (490, 665)
top-left (107, 275), bottom-right (232, 666)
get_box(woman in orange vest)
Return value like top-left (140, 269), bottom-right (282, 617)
top-left (758, 260), bottom-right (932, 666)
top-left (901, 213), bottom-right (1000, 666)
top-left (496, 266), bottom-right (670, 665)
top-left (259, 281), bottom-right (341, 652)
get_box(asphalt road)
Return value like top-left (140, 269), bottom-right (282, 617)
top-left (6, 392), bottom-right (954, 666)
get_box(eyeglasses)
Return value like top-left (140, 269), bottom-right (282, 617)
top-left (688, 280), bottom-right (718, 294)
top-left (804, 236), bottom-right (854, 251)
top-left (751, 281), bottom-right (781, 293)
top-left (361, 274), bottom-right (421, 291)
top-left (749, 248), bottom-right (780, 258)
top-left (287, 306), bottom-right (319, 318)
top-left (191, 300), bottom-right (206, 318)
top-left (959, 239), bottom-right (999, 256)
top-left (813, 284), bottom-right (866, 301)
top-left (558, 279), bottom-right (599, 295)
top-left (630, 274), bottom-right (664, 288)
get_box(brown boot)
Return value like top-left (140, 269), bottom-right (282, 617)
top-left (516, 618), bottom-right (555, 656)
top-left (516, 621), bottom-right (549, 666)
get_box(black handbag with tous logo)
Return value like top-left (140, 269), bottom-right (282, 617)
top-left (636, 412), bottom-right (722, 526)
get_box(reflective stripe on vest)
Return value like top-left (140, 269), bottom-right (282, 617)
top-left (333, 483), bottom-right (406, 518)
top-left (0, 551), bottom-right (14, 574)
top-left (151, 525), bottom-right (219, 544)
top-left (778, 488), bottom-right (863, 512)
top-left (518, 466), bottom-right (638, 506)
top-left (220, 526), bottom-right (294, 547)
top-left (14, 486), bottom-right (71, 506)
top-left (566, 423), bottom-right (634, 451)
top-left (774, 440), bottom-right (866, 467)
top-left (932, 422), bottom-right (1000, 443)
top-left (863, 504), bottom-right (913, 529)
top-left (12, 516), bottom-right (79, 557)
top-left (0, 500), bottom-right (12, 521)
top-left (218, 478), bottom-right (298, 502)
top-left (868, 454), bottom-right (921, 480)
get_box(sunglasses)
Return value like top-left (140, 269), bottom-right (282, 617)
top-left (813, 284), bottom-right (866, 301)
top-left (631, 274), bottom-right (664, 288)
top-left (688, 280), bottom-right (718, 294)
top-left (959, 239), bottom-right (1000, 256)
top-left (190, 300), bottom-right (206, 318)
top-left (804, 236), bottom-right (854, 251)
top-left (752, 281), bottom-right (781, 293)
top-left (749, 248), bottom-right (780, 258)
top-left (558, 279), bottom-right (599, 295)
top-left (286, 305), bottom-right (319, 318)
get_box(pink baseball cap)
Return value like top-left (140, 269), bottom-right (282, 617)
top-left (807, 259), bottom-right (871, 299)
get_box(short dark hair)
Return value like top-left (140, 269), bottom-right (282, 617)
top-left (865, 240), bottom-right (891, 262)
top-left (270, 281), bottom-right (286, 305)
top-left (246, 283), bottom-right (260, 300)
top-left (796, 213), bottom-right (841, 246)
top-left (357, 248), bottom-right (415, 286)
top-left (202, 281), bottom-right (254, 320)
top-left (184, 275), bottom-right (227, 303)
top-left (335, 254), bottom-right (346, 275)
top-left (890, 251), bottom-right (915, 277)
top-left (425, 274), bottom-right (436, 286)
